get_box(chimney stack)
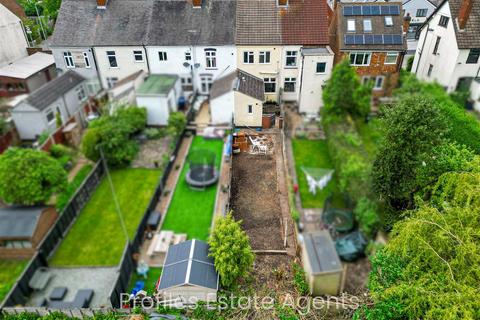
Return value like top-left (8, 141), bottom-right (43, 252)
top-left (192, 0), bottom-right (202, 7)
top-left (458, 0), bottom-right (473, 29)
top-left (403, 13), bottom-right (411, 33)
top-left (96, 0), bottom-right (108, 9)
top-left (277, 0), bottom-right (288, 6)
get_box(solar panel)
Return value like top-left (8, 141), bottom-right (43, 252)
top-left (352, 6), bottom-right (362, 15)
top-left (389, 5), bottom-right (400, 15)
top-left (364, 34), bottom-right (374, 44)
top-left (383, 34), bottom-right (393, 45)
top-left (345, 35), bottom-right (355, 45)
top-left (392, 34), bottom-right (403, 44)
top-left (371, 5), bottom-right (380, 15)
top-left (380, 6), bottom-right (389, 15)
top-left (362, 6), bottom-right (372, 15)
top-left (374, 34), bottom-right (384, 44)
top-left (355, 35), bottom-right (364, 45)
top-left (343, 6), bottom-right (353, 16)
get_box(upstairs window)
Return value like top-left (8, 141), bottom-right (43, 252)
top-left (158, 51), bottom-right (168, 61)
top-left (285, 51), bottom-right (298, 67)
top-left (438, 15), bottom-right (449, 27)
top-left (205, 49), bottom-right (217, 69)
top-left (384, 16), bottom-right (393, 26)
top-left (363, 19), bottom-right (372, 32)
top-left (64, 52), bottom-right (74, 68)
top-left (416, 8), bottom-right (428, 17)
top-left (316, 62), bottom-right (326, 73)
top-left (385, 52), bottom-right (398, 64)
top-left (264, 78), bottom-right (276, 93)
top-left (243, 51), bottom-right (254, 64)
top-left (466, 48), bottom-right (480, 64)
top-left (83, 52), bottom-right (91, 68)
top-left (106, 51), bottom-right (118, 68)
top-left (349, 52), bottom-right (371, 66)
top-left (185, 52), bottom-right (192, 61)
top-left (433, 36), bottom-right (441, 55)
top-left (133, 50), bottom-right (144, 62)
top-left (347, 19), bottom-right (356, 32)
top-left (259, 51), bottom-right (271, 64)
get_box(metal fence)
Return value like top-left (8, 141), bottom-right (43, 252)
top-left (109, 242), bottom-right (135, 309)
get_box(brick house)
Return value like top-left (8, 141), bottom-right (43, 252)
top-left (330, 2), bottom-right (408, 102)
top-left (0, 206), bottom-right (58, 259)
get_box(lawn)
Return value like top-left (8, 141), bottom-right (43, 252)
top-left (161, 136), bottom-right (224, 240)
top-left (292, 139), bottom-right (344, 208)
top-left (0, 259), bottom-right (28, 304)
top-left (56, 164), bottom-right (93, 211)
top-left (355, 118), bottom-right (382, 158)
top-left (127, 267), bottom-right (162, 296)
top-left (50, 168), bottom-right (162, 266)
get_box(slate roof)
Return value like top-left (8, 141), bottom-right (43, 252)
top-left (235, 0), bottom-right (331, 45)
top-left (445, 0), bottom-right (480, 49)
top-left (210, 69), bottom-right (264, 101)
top-left (0, 52), bottom-right (54, 79)
top-left (23, 71), bottom-right (85, 111)
top-left (0, 206), bottom-right (45, 239)
top-left (158, 240), bottom-right (219, 290)
top-left (136, 74), bottom-right (178, 95)
top-left (335, 2), bottom-right (407, 51)
top-left (304, 231), bottom-right (342, 274)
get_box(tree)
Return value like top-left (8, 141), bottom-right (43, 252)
top-left (0, 148), bottom-right (67, 205)
top-left (322, 58), bottom-right (371, 119)
top-left (371, 96), bottom-right (448, 211)
top-left (167, 112), bottom-right (187, 137)
top-left (208, 212), bottom-right (254, 288)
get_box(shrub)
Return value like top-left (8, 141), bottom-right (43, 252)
top-left (143, 128), bottom-right (167, 140)
top-left (38, 130), bottom-right (50, 145)
top-left (354, 197), bottom-right (380, 238)
top-left (0, 117), bottom-right (8, 135)
top-left (167, 112), bottom-right (187, 137)
top-left (292, 263), bottom-right (309, 295)
top-left (49, 144), bottom-right (73, 159)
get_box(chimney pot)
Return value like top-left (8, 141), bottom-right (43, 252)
top-left (192, 0), bottom-right (202, 7)
top-left (277, 0), bottom-right (288, 6)
top-left (403, 14), bottom-right (412, 33)
top-left (458, 0), bottom-right (474, 29)
top-left (96, 0), bottom-right (108, 9)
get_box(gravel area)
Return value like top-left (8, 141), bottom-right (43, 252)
top-left (132, 137), bottom-right (173, 169)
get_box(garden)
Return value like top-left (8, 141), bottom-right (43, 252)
top-left (161, 136), bottom-right (224, 240)
top-left (0, 259), bottom-right (29, 304)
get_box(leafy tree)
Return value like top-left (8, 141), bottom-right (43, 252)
top-left (167, 112), bottom-right (187, 137)
top-left (208, 212), bottom-right (254, 288)
top-left (322, 58), bottom-right (371, 119)
top-left (372, 96), bottom-right (448, 210)
top-left (0, 148), bottom-right (67, 205)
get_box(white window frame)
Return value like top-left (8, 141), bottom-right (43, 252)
top-left (264, 77), bottom-right (276, 93)
top-left (133, 50), bottom-right (144, 62)
top-left (76, 85), bottom-right (86, 101)
top-left (285, 50), bottom-right (298, 67)
top-left (83, 52), bottom-right (91, 68)
top-left (106, 77), bottom-right (118, 89)
top-left (243, 51), bottom-right (254, 64)
top-left (416, 8), bottom-right (428, 17)
top-left (316, 62), bottom-right (327, 74)
top-left (200, 74), bottom-right (213, 94)
top-left (247, 105), bottom-right (253, 114)
top-left (185, 52), bottom-right (192, 61)
top-left (64, 51), bottom-right (75, 69)
top-left (347, 19), bottom-right (356, 32)
top-left (349, 52), bottom-right (371, 66)
top-left (384, 16), bottom-right (393, 27)
top-left (283, 77), bottom-right (296, 93)
top-left (385, 52), bottom-right (398, 64)
top-left (106, 51), bottom-right (118, 68)
top-left (158, 51), bottom-right (168, 61)
top-left (45, 109), bottom-right (55, 124)
top-left (363, 19), bottom-right (372, 32)
top-left (205, 49), bottom-right (217, 69)
top-left (374, 76), bottom-right (385, 90)
top-left (259, 51), bottom-right (271, 64)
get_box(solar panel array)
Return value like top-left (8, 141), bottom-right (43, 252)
top-left (343, 5), bottom-right (400, 16)
top-left (344, 34), bottom-right (403, 45)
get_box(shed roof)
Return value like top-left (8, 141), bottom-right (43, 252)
top-left (137, 74), bottom-right (178, 96)
top-left (0, 206), bottom-right (46, 238)
top-left (0, 53), bottom-right (54, 79)
top-left (158, 239), bottom-right (219, 291)
top-left (304, 231), bottom-right (342, 274)
top-left (21, 70), bottom-right (85, 111)
top-left (210, 69), bottom-right (264, 101)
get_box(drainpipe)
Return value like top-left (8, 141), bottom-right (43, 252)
top-left (143, 45), bottom-right (151, 75)
top-left (298, 48), bottom-right (306, 111)
top-left (414, 22), bottom-right (432, 75)
top-left (90, 47), bottom-right (104, 91)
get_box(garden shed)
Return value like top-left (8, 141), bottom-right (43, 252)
top-left (135, 74), bottom-right (183, 126)
top-left (301, 230), bottom-right (343, 296)
top-left (0, 206), bottom-right (58, 258)
top-left (156, 239), bottom-right (218, 303)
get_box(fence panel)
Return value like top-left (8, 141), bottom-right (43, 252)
top-left (110, 243), bottom-right (134, 308)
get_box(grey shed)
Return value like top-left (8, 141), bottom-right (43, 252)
top-left (301, 230), bottom-right (343, 296)
top-left (157, 239), bottom-right (219, 303)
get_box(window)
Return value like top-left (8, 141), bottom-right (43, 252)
top-left (247, 105), bottom-right (253, 114)
top-left (347, 19), bottom-right (356, 32)
top-left (64, 51), bottom-right (74, 68)
top-left (106, 77), bottom-right (118, 89)
top-left (285, 51), bottom-right (298, 67)
top-left (349, 52), bottom-right (371, 66)
top-left (106, 51), bottom-right (118, 68)
top-left (427, 64), bottom-right (433, 77)
top-left (205, 49), bottom-right (217, 69)
top-left (416, 8), bottom-right (428, 17)
top-left (259, 51), bottom-right (271, 64)
top-left (363, 19), bottom-right (372, 32)
top-left (76, 85), bottom-right (86, 101)
top-left (384, 16), bottom-right (393, 26)
top-left (46, 109), bottom-right (55, 123)
top-left (181, 75), bottom-right (193, 90)
top-left (284, 77), bottom-right (296, 92)
top-left (466, 48), bottom-right (480, 64)
top-left (438, 15), bottom-right (449, 27)
top-left (362, 76), bottom-right (372, 85)
top-left (243, 51), bottom-right (254, 64)
top-left (385, 52), bottom-right (398, 64)
top-left (158, 51), bottom-right (168, 61)
top-left (433, 36), bottom-right (441, 55)
top-left (200, 74), bottom-right (213, 93)
top-left (264, 78), bottom-right (276, 93)
top-left (374, 76), bottom-right (384, 90)
top-left (83, 52), bottom-right (91, 68)
top-left (316, 62), bottom-right (327, 73)
top-left (133, 50), bottom-right (144, 62)
top-left (185, 52), bottom-right (192, 61)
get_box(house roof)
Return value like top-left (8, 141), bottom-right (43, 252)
top-left (136, 74), bottom-right (178, 96)
top-left (146, 0), bottom-right (236, 46)
top-left (210, 69), bottom-right (265, 101)
top-left (0, 206), bottom-right (45, 239)
top-left (51, 0), bottom-right (153, 47)
top-left (235, 0), bottom-right (331, 45)
top-left (22, 70), bottom-right (85, 111)
top-left (0, 52), bottom-right (54, 79)
top-left (335, 2), bottom-right (407, 51)
top-left (447, 0), bottom-right (480, 49)
top-left (303, 231), bottom-right (342, 274)
top-left (158, 239), bottom-right (219, 291)
top-left (111, 70), bottom-right (145, 90)
top-left (0, 0), bottom-right (26, 18)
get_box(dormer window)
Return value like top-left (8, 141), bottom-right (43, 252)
top-left (347, 19), bottom-right (356, 32)
top-left (363, 19), bottom-right (372, 32)
top-left (384, 16), bottom-right (393, 26)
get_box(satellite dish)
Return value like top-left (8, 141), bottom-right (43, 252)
top-left (183, 62), bottom-right (190, 68)
top-left (194, 63), bottom-right (201, 68)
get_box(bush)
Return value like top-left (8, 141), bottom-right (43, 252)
top-left (354, 197), bottom-right (380, 238)
top-left (49, 144), bottom-right (73, 159)
top-left (38, 130), bottom-right (50, 145)
top-left (0, 117), bottom-right (8, 135)
top-left (292, 263), bottom-right (309, 295)
top-left (167, 112), bottom-right (186, 137)
top-left (143, 128), bottom-right (167, 140)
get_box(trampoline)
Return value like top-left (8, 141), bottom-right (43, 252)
top-left (185, 149), bottom-right (219, 188)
